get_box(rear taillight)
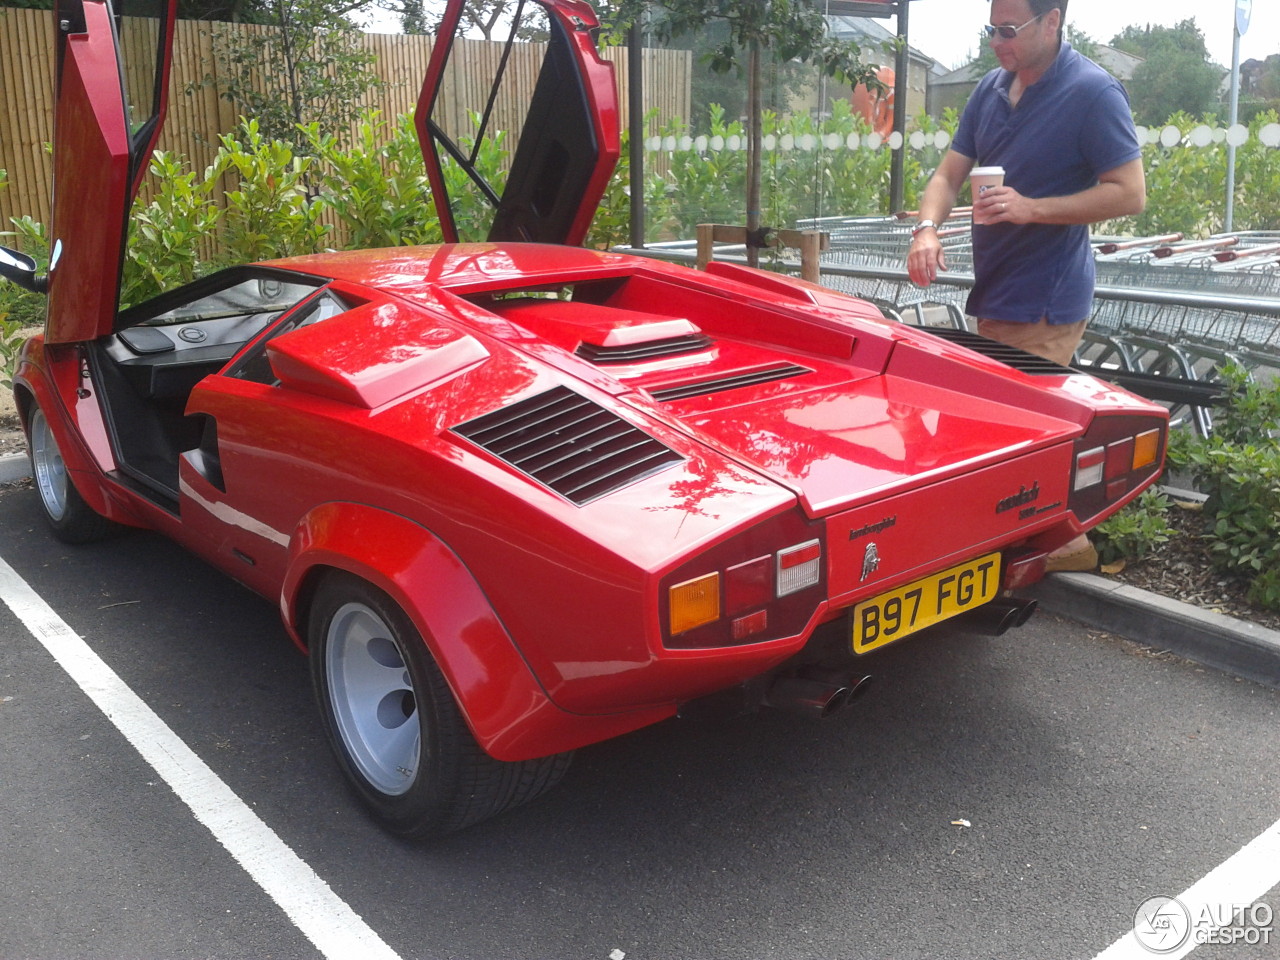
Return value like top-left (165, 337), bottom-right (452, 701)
top-left (669, 573), bottom-right (720, 634)
top-left (1069, 416), bottom-right (1166, 525)
top-left (777, 540), bottom-right (822, 595)
top-left (663, 517), bottom-right (825, 649)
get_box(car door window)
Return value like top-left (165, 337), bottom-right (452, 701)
top-left (116, 0), bottom-right (166, 149)
top-left (45, 0), bottom-right (176, 344)
top-left (416, 0), bottom-right (618, 246)
top-left (103, 271), bottom-right (325, 396)
top-left (225, 290), bottom-right (353, 386)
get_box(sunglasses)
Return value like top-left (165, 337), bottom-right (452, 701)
top-left (983, 13), bottom-right (1043, 40)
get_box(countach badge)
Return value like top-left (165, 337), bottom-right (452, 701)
top-left (995, 482), bottom-right (1040, 514)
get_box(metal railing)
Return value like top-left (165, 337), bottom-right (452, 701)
top-left (620, 219), bottom-right (1280, 436)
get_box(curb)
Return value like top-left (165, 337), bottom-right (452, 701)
top-left (1030, 572), bottom-right (1280, 689)
top-left (0, 452), bottom-right (29, 485)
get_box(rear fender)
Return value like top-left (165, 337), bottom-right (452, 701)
top-left (282, 502), bottom-right (671, 760)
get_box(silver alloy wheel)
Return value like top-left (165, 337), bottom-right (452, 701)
top-left (325, 601), bottom-right (421, 796)
top-left (29, 407), bottom-right (69, 522)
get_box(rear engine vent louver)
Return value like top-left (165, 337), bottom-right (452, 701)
top-left (453, 387), bottom-right (683, 505)
top-left (650, 364), bottom-right (813, 402)
top-left (576, 334), bottom-right (713, 364)
top-left (922, 328), bottom-right (1076, 375)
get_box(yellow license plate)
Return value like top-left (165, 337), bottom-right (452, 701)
top-left (852, 553), bottom-right (1001, 654)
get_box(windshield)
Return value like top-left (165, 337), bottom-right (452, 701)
top-left (135, 275), bottom-right (322, 326)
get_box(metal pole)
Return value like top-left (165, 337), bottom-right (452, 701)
top-left (628, 21), bottom-right (646, 248)
top-left (1226, 15), bottom-right (1241, 232)
top-left (889, 0), bottom-right (910, 214)
top-left (746, 40), bottom-right (762, 269)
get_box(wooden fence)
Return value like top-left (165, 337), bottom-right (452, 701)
top-left (0, 7), bottom-right (690, 232)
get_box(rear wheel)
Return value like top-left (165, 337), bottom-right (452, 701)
top-left (308, 572), bottom-right (571, 837)
top-left (27, 403), bottom-right (119, 544)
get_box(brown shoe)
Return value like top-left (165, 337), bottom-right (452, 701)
top-left (1045, 543), bottom-right (1099, 573)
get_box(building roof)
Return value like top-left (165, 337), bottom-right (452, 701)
top-left (1091, 44), bottom-right (1144, 81)
top-left (933, 61), bottom-right (984, 88)
top-left (827, 15), bottom-right (936, 69)
top-left (930, 43), bottom-right (1144, 87)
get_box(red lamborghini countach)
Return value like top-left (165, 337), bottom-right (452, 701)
top-left (3, 0), bottom-right (1168, 835)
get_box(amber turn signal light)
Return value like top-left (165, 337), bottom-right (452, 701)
top-left (669, 572), bottom-right (720, 635)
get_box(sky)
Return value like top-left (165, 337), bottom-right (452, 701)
top-left (904, 0), bottom-right (1279, 71)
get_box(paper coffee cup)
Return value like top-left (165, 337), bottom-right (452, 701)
top-left (970, 166), bottom-right (1005, 224)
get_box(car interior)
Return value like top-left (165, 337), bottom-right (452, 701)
top-left (90, 267), bottom-right (332, 504)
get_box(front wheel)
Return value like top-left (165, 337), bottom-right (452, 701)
top-left (27, 403), bottom-right (119, 544)
top-left (308, 572), bottom-right (571, 837)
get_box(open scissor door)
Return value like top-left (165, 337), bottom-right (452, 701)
top-left (415, 0), bottom-right (619, 246)
top-left (45, 0), bottom-right (174, 343)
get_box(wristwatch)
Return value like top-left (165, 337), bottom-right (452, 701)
top-left (911, 219), bottom-right (937, 238)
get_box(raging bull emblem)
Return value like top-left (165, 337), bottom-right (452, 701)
top-left (860, 542), bottom-right (881, 582)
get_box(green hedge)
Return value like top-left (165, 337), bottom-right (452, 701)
top-left (634, 107), bottom-right (1280, 241)
top-left (3, 106), bottom-right (1279, 388)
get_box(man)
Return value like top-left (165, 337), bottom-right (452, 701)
top-left (906, 0), bottom-right (1146, 572)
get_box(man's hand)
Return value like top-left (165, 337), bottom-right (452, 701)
top-left (908, 228), bottom-right (947, 287)
top-left (974, 159), bottom-right (1147, 226)
top-left (904, 148), bottom-right (972, 287)
top-left (973, 185), bottom-right (1032, 225)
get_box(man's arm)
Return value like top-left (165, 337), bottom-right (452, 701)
top-left (976, 157), bottom-right (1146, 226)
top-left (907, 149), bottom-right (974, 287)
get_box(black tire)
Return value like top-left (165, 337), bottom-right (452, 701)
top-left (27, 403), bottom-right (120, 544)
top-left (308, 571), bottom-right (572, 837)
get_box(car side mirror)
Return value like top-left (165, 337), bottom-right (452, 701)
top-left (0, 244), bottom-right (47, 294)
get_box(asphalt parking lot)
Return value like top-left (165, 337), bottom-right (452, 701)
top-left (2, 481), bottom-right (1278, 960)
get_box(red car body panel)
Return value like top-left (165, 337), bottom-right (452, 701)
top-left (46, 0), bottom-right (133, 345)
top-left (279, 501), bottom-right (675, 760)
top-left (46, 0), bottom-right (174, 344)
top-left (9, 0), bottom-right (1169, 769)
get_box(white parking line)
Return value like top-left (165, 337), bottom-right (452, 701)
top-left (1094, 816), bottom-right (1280, 958)
top-left (0, 556), bottom-right (403, 960)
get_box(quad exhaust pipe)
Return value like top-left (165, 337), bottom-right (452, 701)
top-left (956, 596), bottom-right (1038, 636)
top-left (765, 670), bottom-right (872, 720)
top-left (678, 670), bottom-right (871, 721)
top-left (743, 597), bottom-right (1036, 721)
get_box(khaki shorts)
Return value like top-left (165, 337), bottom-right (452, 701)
top-left (975, 317), bottom-right (1087, 367)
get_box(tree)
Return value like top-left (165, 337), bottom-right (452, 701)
top-left (606, 0), bottom-right (874, 264)
top-left (660, 19), bottom-right (819, 132)
top-left (377, 0), bottom-right (547, 39)
top-left (177, 0), bottom-right (272, 21)
top-left (422, 0), bottom-right (510, 39)
top-left (1063, 26), bottom-right (1101, 64)
top-left (1250, 55), bottom-right (1280, 101)
top-left (1238, 54), bottom-right (1280, 123)
top-left (965, 24), bottom-right (1101, 78)
top-left (212, 0), bottom-right (382, 148)
top-left (398, 0), bottom-right (429, 34)
top-left (0, 0), bottom-right (272, 20)
top-left (1110, 20), bottom-right (1224, 125)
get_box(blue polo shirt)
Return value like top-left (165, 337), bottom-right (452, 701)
top-left (952, 42), bottom-right (1141, 324)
